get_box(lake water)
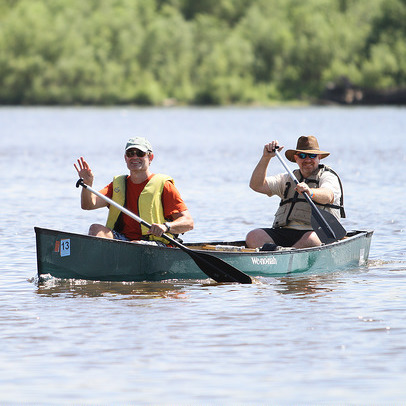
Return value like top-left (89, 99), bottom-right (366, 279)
top-left (1, 106), bottom-right (405, 404)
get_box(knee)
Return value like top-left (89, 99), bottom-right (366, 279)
top-left (245, 230), bottom-right (257, 248)
top-left (88, 224), bottom-right (113, 238)
top-left (294, 231), bottom-right (321, 248)
top-left (308, 232), bottom-right (322, 246)
top-left (246, 229), bottom-right (273, 249)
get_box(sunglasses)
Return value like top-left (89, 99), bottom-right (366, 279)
top-left (126, 149), bottom-right (148, 158)
top-left (296, 152), bottom-right (318, 159)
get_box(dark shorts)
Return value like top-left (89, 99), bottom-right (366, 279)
top-left (261, 228), bottom-right (311, 247)
top-left (112, 230), bottom-right (167, 246)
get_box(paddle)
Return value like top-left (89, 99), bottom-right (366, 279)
top-left (76, 179), bottom-right (253, 284)
top-left (273, 149), bottom-right (346, 244)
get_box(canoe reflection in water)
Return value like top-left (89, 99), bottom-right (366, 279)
top-left (35, 279), bottom-right (189, 299)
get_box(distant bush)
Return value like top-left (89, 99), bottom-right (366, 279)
top-left (0, 0), bottom-right (404, 105)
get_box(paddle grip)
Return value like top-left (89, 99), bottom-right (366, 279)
top-left (76, 178), bottom-right (86, 188)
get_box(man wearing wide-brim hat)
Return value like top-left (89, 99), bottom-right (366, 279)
top-left (246, 136), bottom-right (345, 250)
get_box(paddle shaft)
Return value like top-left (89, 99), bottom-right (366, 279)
top-left (76, 179), bottom-right (185, 247)
top-left (273, 149), bottom-right (338, 240)
top-left (76, 179), bottom-right (253, 284)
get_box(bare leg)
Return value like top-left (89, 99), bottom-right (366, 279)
top-left (246, 228), bottom-right (275, 248)
top-left (293, 231), bottom-right (321, 249)
top-left (88, 224), bottom-right (114, 239)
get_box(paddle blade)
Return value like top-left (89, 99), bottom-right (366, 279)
top-left (187, 249), bottom-right (253, 284)
top-left (311, 209), bottom-right (346, 244)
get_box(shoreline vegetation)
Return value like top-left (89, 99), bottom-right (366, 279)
top-left (1, 0), bottom-right (405, 106)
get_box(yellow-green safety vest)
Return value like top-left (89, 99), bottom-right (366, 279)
top-left (105, 174), bottom-right (175, 243)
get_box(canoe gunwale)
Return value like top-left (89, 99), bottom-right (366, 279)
top-left (184, 230), bottom-right (374, 255)
top-left (35, 226), bottom-right (372, 255)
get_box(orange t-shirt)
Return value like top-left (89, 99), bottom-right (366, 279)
top-left (100, 174), bottom-right (188, 240)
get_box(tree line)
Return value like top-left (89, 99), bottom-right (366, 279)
top-left (0, 0), bottom-right (405, 105)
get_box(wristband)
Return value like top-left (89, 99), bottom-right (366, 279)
top-left (309, 190), bottom-right (314, 198)
top-left (164, 222), bottom-right (171, 233)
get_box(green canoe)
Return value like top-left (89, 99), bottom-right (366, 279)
top-left (35, 227), bottom-right (373, 282)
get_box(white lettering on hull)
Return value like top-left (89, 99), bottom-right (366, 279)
top-left (251, 256), bottom-right (277, 265)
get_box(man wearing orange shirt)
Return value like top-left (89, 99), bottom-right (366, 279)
top-left (74, 137), bottom-right (194, 245)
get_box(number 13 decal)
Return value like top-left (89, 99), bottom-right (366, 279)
top-left (60, 239), bottom-right (71, 257)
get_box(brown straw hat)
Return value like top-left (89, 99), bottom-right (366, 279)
top-left (285, 135), bottom-right (330, 162)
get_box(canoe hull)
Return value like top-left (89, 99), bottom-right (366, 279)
top-left (35, 227), bottom-right (373, 282)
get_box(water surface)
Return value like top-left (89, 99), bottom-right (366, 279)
top-left (1, 106), bottom-right (405, 404)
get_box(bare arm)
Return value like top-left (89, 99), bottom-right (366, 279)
top-left (249, 141), bottom-right (284, 195)
top-left (148, 210), bottom-right (194, 237)
top-left (295, 183), bottom-right (334, 204)
top-left (74, 157), bottom-right (108, 210)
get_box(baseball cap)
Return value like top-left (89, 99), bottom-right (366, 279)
top-left (125, 137), bottom-right (153, 153)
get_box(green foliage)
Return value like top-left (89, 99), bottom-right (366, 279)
top-left (0, 0), bottom-right (404, 105)
top-left (361, 0), bottom-right (406, 87)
